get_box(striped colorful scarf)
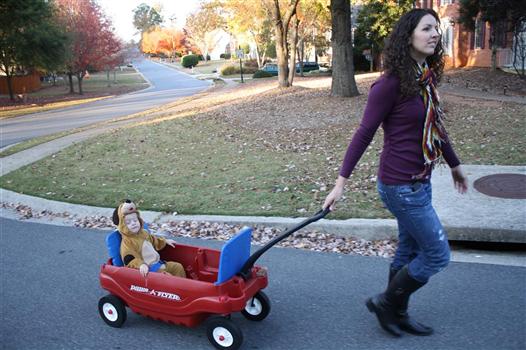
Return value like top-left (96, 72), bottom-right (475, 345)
top-left (416, 62), bottom-right (447, 166)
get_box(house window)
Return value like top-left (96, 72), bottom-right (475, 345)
top-left (440, 0), bottom-right (453, 5)
top-left (474, 19), bottom-right (485, 49)
top-left (493, 21), bottom-right (508, 48)
top-left (441, 23), bottom-right (454, 56)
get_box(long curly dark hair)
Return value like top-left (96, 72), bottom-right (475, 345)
top-left (383, 9), bottom-right (445, 97)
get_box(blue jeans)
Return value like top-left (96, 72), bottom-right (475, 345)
top-left (377, 180), bottom-right (450, 283)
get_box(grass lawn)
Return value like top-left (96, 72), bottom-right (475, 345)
top-left (194, 59), bottom-right (231, 75)
top-left (0, 67), bottom-right (148, 119)
top-left (161, 58), bottom-right (261, 81)
top-left (161, 59), bottom-right (227, 75)
top-left (1, 75), bottom-right (524, 219)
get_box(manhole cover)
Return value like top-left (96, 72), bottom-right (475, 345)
top-left (473, 173), bottom-right (526, 199)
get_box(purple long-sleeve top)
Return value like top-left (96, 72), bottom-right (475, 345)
top-left (339, 74), bottom-right (460, 184)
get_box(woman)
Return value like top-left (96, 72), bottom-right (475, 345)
top-left (323, 9), bottom-right (468, 337)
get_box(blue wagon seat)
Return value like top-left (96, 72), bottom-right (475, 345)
top-left (215, 227), bottom-right (252, 285)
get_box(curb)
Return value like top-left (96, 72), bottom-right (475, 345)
top-left (0, 188), bottom-right (396, 240)
top-left (2, 186), bottom-right (525, 244)
top-left (3, 187), bottom-right (524, 243)
top-left (2, 189), bottom-right (525, 268)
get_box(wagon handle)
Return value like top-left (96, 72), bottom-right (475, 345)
top-left (238, 207), bottom-right (331, 280)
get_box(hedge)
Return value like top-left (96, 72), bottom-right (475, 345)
top-left (220, 64), bottom-right (258, 76)
top-left (252, 70), bottom-right (274, 78)
top-left (181, 54), bottom-right (199, 68)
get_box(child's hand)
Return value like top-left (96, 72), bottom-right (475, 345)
top-left (165, 239), bottom-right (177, 247)
top-left (140, 263), bottom-right (149, 277)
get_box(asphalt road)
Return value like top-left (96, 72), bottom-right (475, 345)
top-left (0, 59), bottom-right (210, 147)
top-left (1, 217), bottom-right (525, 350)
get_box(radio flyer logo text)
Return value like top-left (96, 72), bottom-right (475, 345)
top-left (130, 284), bottom-right (181, 301)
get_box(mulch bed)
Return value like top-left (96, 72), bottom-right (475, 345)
top-left (443, 67), bottom-right (526, 96)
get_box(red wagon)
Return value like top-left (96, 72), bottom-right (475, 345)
top-left (98, 209), bottom-right (329, 349)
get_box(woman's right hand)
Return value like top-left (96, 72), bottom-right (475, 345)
top-left (323, 176), bottom-right (348, 211)
top-left (451, 165), bottom-right (468, 194)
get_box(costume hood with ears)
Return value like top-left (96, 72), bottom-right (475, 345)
top-left (116, 200), bottom-right (147, 238)
top-left (114, 199), bottom-right (168, 270)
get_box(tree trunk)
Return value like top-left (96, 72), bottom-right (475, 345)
top-left (251, 32), bottom-right (263, 68)
top-left (271, 0), bottom-right (300, 88)
top-left (203, 43), bottom-right (209, 62)
top-left (298, 37), bottom-right (305, 76)
top-left (512, 21), bottom-right (526, 78)
top-left (330, 0), bottom-right (359, 97)
top-left (490, 28), bottom-right (497, 71)
top-left (67, 72), bottom-right (75, 94)
top-left (0, 58), bottom-right (15, 100)
top-left (300, 38), bottom-right (304, 63)
top-left (288, 15), bottom-right (299, 85)
top-left (255, 46), bottom-right (261, 68)
top-left (76, 73), bottom-right (84, 95)
top-left (275, 16), bottom-right (290, 87)
top-left (107, 70), bottom-right (111, 87)
top-left (491, 46), bottom-right (497, 71)
top-left (5, 70), bottom-right (14, 101)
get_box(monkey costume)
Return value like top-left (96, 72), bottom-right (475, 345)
top-left (117, 201), bottom-right (186, 278)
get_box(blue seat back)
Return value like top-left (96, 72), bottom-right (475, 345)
top-left (106, 230), bottom-right (124, 266)
top-left (105, 222), bottom-right (150, 267)
top-left (215, 227), bottom-right (252, 285)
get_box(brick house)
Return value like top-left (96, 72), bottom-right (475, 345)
top-left (415, 0), bottom-right (523, 69)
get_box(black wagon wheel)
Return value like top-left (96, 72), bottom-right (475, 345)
top-left (98, 294), bottom-right (127, 328)
top-left (206, 316), bottom-right (243, 350)
top-left (241, 290), bottom-right (271, 322)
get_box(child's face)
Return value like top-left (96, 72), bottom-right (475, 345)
top-left (124, 213), bottom-right (141, 234)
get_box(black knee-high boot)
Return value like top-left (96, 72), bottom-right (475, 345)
top-left (366, 274), bottom-right (404, 337)
top-left (387, 266), bottom-right (433, 336)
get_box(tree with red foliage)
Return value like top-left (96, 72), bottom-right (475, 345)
top-left (56, 0), bottom-right (121, 94)
top-left (99, 29), bottom-right (124, 87)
